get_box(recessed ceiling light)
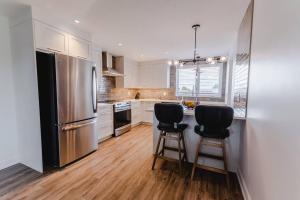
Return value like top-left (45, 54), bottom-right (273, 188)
top-left (117, 43), bottom-right (123, 47)
top-left (74, 19), bottom-right (80, 24)
top-left (167, 61), bottom-right (172, 65)
top-left (174, 60), bottom-right (179, 65)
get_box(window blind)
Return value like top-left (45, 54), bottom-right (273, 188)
top-left (176, 64), bottom-right (223, 97)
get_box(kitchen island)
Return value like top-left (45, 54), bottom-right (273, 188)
top-left (152, 107), bottom-right (245, 172)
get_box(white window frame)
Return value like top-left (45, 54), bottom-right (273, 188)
top-left (176, 63), bottom-right (223, 98)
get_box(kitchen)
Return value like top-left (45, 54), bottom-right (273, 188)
top-left (1, 0), bottom-right (300, 200)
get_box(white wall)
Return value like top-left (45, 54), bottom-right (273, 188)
top-left (138, 60), bottom-right (170, 88)
top-left (239, 1), bottom-right (300, 199)
top-left (10, 7), bottom-right (43, 173)
top-left (0, 16), bottom-right (19, 170)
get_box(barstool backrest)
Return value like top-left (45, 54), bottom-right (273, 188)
top-left (195, 105), bottom-right (234, 129)
top-left (154, 103), bottom-right (183, 124)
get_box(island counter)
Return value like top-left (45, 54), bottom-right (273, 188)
top-left (152, 108), bottom-right (245, 172)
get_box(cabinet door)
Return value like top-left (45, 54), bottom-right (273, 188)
top-left (69, 35), bottom-right (92, 60)
top-left (141, 101), bottom-right (156, 124)
top-left (91, 47), bottom-right (102, 77)
top-left (131, 101), bottom-right (142, 125)
top-left (96, 104), bottom-right (114, 141)
top-left (34, 21), bottom-right (68, 54)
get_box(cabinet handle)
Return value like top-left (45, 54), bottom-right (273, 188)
top-left (77, 56), bottom-right (88, 60)
top-left (47, 48), bottom-right (62, 53)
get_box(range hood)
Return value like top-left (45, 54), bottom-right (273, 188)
top-left (102, 52), bottom-right (123, 76)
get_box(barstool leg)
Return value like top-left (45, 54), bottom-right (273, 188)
top-left (181, 132), bottom-right (188, 162)
top-left (191, 138), bottom-right (202, 180)
top-left (222, 140), bottom-right (230, 186)
top-left (161, 133), bottom-right (166, 156)
top-left (177, 134), bottom-right (182, 174)
top-left (152, 131), bottom-right (163, 170)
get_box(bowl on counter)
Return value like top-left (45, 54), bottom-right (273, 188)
top-left (181, 100), bottom-right (199, 110)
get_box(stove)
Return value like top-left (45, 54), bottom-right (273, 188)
top-left (111, 101), bottom-right (132, 136)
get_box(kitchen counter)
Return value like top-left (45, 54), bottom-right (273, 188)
top-left (98, 99), bottom-right (246, 120)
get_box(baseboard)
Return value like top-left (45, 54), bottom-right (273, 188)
top-left (141, 122), bottom-right (152, 126)
top-left (0, 157), bottom-right (19, 171)
top-left (237, 168), bottom-right (252, 200)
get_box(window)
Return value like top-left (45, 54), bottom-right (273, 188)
top-left (176, 64), bottom-right (223, 97)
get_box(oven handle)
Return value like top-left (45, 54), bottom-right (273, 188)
top-left (114, 108), bottom-right (131, 113)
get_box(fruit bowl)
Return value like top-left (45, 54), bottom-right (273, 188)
top-left (182, 101), bottom-right (198, 109)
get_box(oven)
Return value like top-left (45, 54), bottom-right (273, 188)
top-left (114, 101), bottom-right (131, 136)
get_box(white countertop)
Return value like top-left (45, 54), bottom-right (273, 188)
top-left (97, 99), bottom-right (246, 120)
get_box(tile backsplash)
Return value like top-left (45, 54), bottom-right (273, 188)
top-left (98, 76), bottom-right (224, 102)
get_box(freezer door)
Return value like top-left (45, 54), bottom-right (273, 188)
top-left (55, 54), bottom-right (97, 124)
top-left (58, 119), bottom-right (97, 166)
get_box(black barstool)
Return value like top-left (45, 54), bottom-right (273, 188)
top-left (152, 103), bottom-right (188, 174)
top-left (191, 105), bottom-right (234, 185)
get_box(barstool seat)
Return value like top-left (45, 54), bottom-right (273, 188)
top-left (194, 125), bottom-right (229, 139)
top-left (158, 123), bottom-right (188, 132)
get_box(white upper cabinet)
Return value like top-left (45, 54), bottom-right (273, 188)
top-left (124, 58), bottom-right (138, 88)
top-left (115, 57), bottom-right (139, 88)
top-left (68, 35), bottom-right (92, 60)
top-left (34, 21), bottom-right (68, 54)
top-left (138, 61), bottom-right (170, 88)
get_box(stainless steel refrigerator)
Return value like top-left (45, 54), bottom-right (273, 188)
top-left (36, 51), bottom-right (98, 169)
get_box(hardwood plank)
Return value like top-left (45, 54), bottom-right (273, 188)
top-left (0, 125), bottom-right (243, 200)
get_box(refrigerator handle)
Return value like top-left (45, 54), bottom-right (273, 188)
top-left (92, 67), bottom-right (97, 113)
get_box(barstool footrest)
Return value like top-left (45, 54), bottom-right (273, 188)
top-left (196, 164), bottom-right (227, 175)
top-left (199, 152), bottom-right (224, 161)
top-left (157, 155), bottom-right (180, 163)
top-left (164, 146), bottom-right (183, 152)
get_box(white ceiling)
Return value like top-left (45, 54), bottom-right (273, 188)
top-left (0, 0), bottom-right (250, 61)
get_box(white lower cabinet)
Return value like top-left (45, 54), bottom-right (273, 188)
top-left (131, 101), bottom-right (142, 126)
top-left (141, 101), bottom-right (157, 124)
top-left (96, 104), bottom-right (114, 142)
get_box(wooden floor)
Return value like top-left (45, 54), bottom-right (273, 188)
top-left (0, 125), bottom-right (243, 200)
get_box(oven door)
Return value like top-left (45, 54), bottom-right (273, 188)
top-left (114, 109), bottom-right (131, 136)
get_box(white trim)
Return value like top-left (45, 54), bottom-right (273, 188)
top-left (0, 157), bottom-right (19, 171)
top-left (237, 168), bottom-right (252, 200)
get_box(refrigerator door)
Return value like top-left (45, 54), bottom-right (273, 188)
top-left (58, 118), bottom-right (97, 166)
top-left (55, 54), bottom-right (97, 124)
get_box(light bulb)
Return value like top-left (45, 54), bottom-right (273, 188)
top-left (211, 60), bottom-right (216, 65)
top-left (174, 60), bottom-right (179, 65)
top-left (220, 56), bottom-right (227, 62)
top-left (206, 57), bottom-right (213, 63)
top-left (167, 60), bottom-right (172, 65)
top-left (180, 63), bottom-right (184, 67)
